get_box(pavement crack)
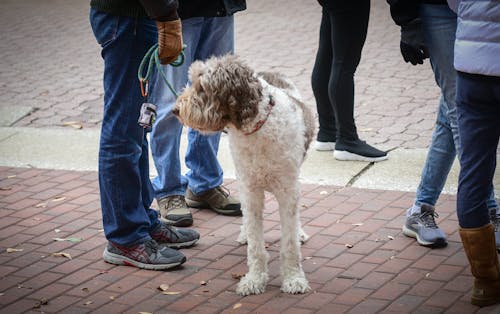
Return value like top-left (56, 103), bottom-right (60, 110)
top-left (346, 162), bottom-right (374, 187)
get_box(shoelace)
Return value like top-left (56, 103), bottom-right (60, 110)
top-left (215, 185), bottom-right (230, 198)
top-left (419, 210), bottom-right (439, 229)
top-left (166, 195), bottom-right (186, 210)
top-left (144, 239), bottom-right (160, 255)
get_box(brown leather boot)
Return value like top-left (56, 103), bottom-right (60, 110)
top-left (459, 223), bottom-right (500, 307)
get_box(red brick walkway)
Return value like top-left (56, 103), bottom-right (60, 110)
top-left (1, 166), bottom-right (497, 313)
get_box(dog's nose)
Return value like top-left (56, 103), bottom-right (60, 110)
top-left (172, 107), bottom-right (180, 116)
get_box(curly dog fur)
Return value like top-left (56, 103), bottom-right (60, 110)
top-left (173, 54), bottom-right (315, 295)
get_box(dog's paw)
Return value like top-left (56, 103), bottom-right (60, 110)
top-left (281, 275), bottom-right (310, 294)
top-left (236, 273), bottom-right (268, 296)
top-left (236, 231), bottom-right (247, 244)
top-left (299, 228), bottom-right (309, 244)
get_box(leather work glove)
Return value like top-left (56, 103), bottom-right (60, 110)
top-left (400, 19), bottom-right (429, 65)
top-left (156, 19), bottom-right (183, 65)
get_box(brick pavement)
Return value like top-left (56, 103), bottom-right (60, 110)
top-left (1, 166), bottom-right (499, 313)
top-left (0, 0), bottom-right (440, 150)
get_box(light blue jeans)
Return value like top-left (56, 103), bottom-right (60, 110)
top-left (149, 16), bottom-right (234, 199)
top-left (414, 4), bottom-right (498, 210)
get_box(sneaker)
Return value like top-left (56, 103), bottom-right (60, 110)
top-left (315, 141), bottom-right (335, 151)
top-left (158, 195), bottom-right (193, 227)
top-left (402, 204), bottom-right (447, 248)
top-left (186, 186), bottom-right (242, 216)
top-left (333, 138), bottom-right (388, 162)
top-left (489, 207), bottom-right (500, 253)
top-left (151, 221), bottom-right (200, 249)
top-left (103, 239), bottom-right (186, 270)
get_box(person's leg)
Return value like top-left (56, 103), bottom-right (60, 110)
top-left (311, 8), bottom-right (337, 149)
top-left (184, 16), bottom-right (233, 194)
top-left (328, 0), bottom-right (387, 162)
top-left (149, 18), bottom-right (204, 201)
top-left (456, 71), bottom-right (500, 307)
top-left (183, 16), bottom-right (241, 216)
top-left (91, 9), bottom-right (157, 247)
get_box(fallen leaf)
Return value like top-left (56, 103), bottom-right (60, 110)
top-left (81, 287), bottom-right (89, 293)
top-left (425, 273), bottom-right (431, 278)
top-left (52, 196), bottom-right (66, 202)
top-left (98, 270), bottom-right (108, 274)
top-left (51, 252), bottom-right (72, 259)
top-left (162, 291), bottom-right (181, 295)
top-left (231, 273), bottom-right (245, 279)
top-left (352, 223), bottom-right (363, 226)
top-left (35, 202), bottom-right (47, 208)
top-left (7, 175), bottom-right (16, 178)
top-left (319, 190), bottom-right (328, 195)
top-left (304, 256), bottom-right (312, 260)
top-left (200, 281), bottom-right (207, 286)
top-left (345, 244), bottom-right (354, 248)
top-left (138, 312), bottom-right (153, 314)
top-left (84, 300), bottom-right (93, 305)
top-left (264, 243), bottom-right (270, 248)
top-left (63, 121), bottom-right (83, 129)
top-left (52, 237), bottom-right (83, 243)
top-left (387, 235), bottom-right (394, 240)
top-left (0, 293), bottom-right (4, 296)
top-left (33, 217), bottom-right (41, 221)
top-left (233, 303), bottom-right (242, 309)
top-left (158, 284), bottom-right (170, 291)
top-left (54, 229), bottom-right (61, 233)
top-left (109, 296), bottom-right (115, 300)
top-left (6, 248), bottom-right (23, 253)
top-left (0, 186), bottom-right (12, 191)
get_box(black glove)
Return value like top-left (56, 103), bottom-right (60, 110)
top-left (400, 19), bottom-right (429, 65)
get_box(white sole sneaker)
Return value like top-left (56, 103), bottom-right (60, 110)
top-left (333, 150), bottom-right (388, 162)
top-left (315, 141), bottom-right (335, 151)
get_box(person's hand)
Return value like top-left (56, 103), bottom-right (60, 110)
top-left (400, 19), bottom-right (429, 65)
top-left (156, 19), bottom-right (183, 65)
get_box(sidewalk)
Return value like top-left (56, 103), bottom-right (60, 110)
top-left (0, 0), bottom-right (499, 313)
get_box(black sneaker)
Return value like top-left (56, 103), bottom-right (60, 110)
top-left (103, 239), bottom-right (186, 270)
top-left (402, 204), bottom-right (447, 248)
top-left (157, 195), bottom-right (193, 227)
top-left (333, 138), bottom-right (388, 162)
top-left (489, 207), bottom-right (500, 253)
top-left (186, 186), bottom-right (242, 216)
top-left (151, 221), bottom-right (200, 249)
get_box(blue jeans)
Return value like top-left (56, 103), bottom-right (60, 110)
top-left (90, 9), bottom-right (160, 246)
top-left (414, 4), bottom-right (497, 210)
top-left (456, 72), bottom-right (500, 228)
top-left (149, 16), bottom-right (234, 199)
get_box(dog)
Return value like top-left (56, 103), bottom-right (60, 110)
top-left (173, 54), bottom-right (315, 295)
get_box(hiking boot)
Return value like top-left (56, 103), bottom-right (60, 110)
top-left (186, 186), bottom-right (242, 216)
top-left (333, 138), bottom-right (388, 162)
top-left (315, 140), bottom-right (335, 151)
top-left (403, 204), bottom-right (447, 248)
top-left (103, 239), bottom-right (186, 270)
top-left (490, 207), bottom-right (500, 253)
top-left (151, 221), bottom-right (200, 249)
top-left (157, 195), bottom-right (193, 227)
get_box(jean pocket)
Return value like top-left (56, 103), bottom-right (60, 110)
top-left (89, 8), bottom-right (118, 47)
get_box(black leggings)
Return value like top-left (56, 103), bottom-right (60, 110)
top-left (311, 1), bottom-right (370, 142)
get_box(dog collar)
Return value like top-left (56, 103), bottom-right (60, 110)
top-left (244, 95), bottom-right (275, 136)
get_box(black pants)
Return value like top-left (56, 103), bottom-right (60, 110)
top-left (311, 1), bottom-right (370, 142)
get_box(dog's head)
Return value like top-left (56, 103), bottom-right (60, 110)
top-left (173, 54), bottom-right (262, 133)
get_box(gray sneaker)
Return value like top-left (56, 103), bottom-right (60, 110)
top-left (186, 186), bottom-right (242, 216)
top-left (489, 207), bottom-right (500, 253)
top-left (150, 221), bottom-right (200, 249)
top-left (103, 239), bottom-right (186, 270)
top-left (158, 195), bottom-right (193, 227)
top-left (403, 204), bottom-right (447, 248)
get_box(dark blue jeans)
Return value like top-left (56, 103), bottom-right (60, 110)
top-left (90, 9), bottom-right (160, 246)
top-left (456, 72), bottom-right (500, 228)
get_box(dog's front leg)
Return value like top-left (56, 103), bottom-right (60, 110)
top-left (236, 187), bottom-right (269, 296)
top-left (276, 183), bottom-right (310, 294)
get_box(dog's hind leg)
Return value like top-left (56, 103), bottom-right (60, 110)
top-left (236, 186), bottom-right (269, 296)
top-left (276, 182), bottom-right (310, 294)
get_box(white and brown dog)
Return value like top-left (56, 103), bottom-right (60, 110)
top-left (173, 54), bottom-right (315, 295)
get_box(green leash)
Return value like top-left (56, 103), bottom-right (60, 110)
top-left (138, 43), bottom-right (185, 98)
